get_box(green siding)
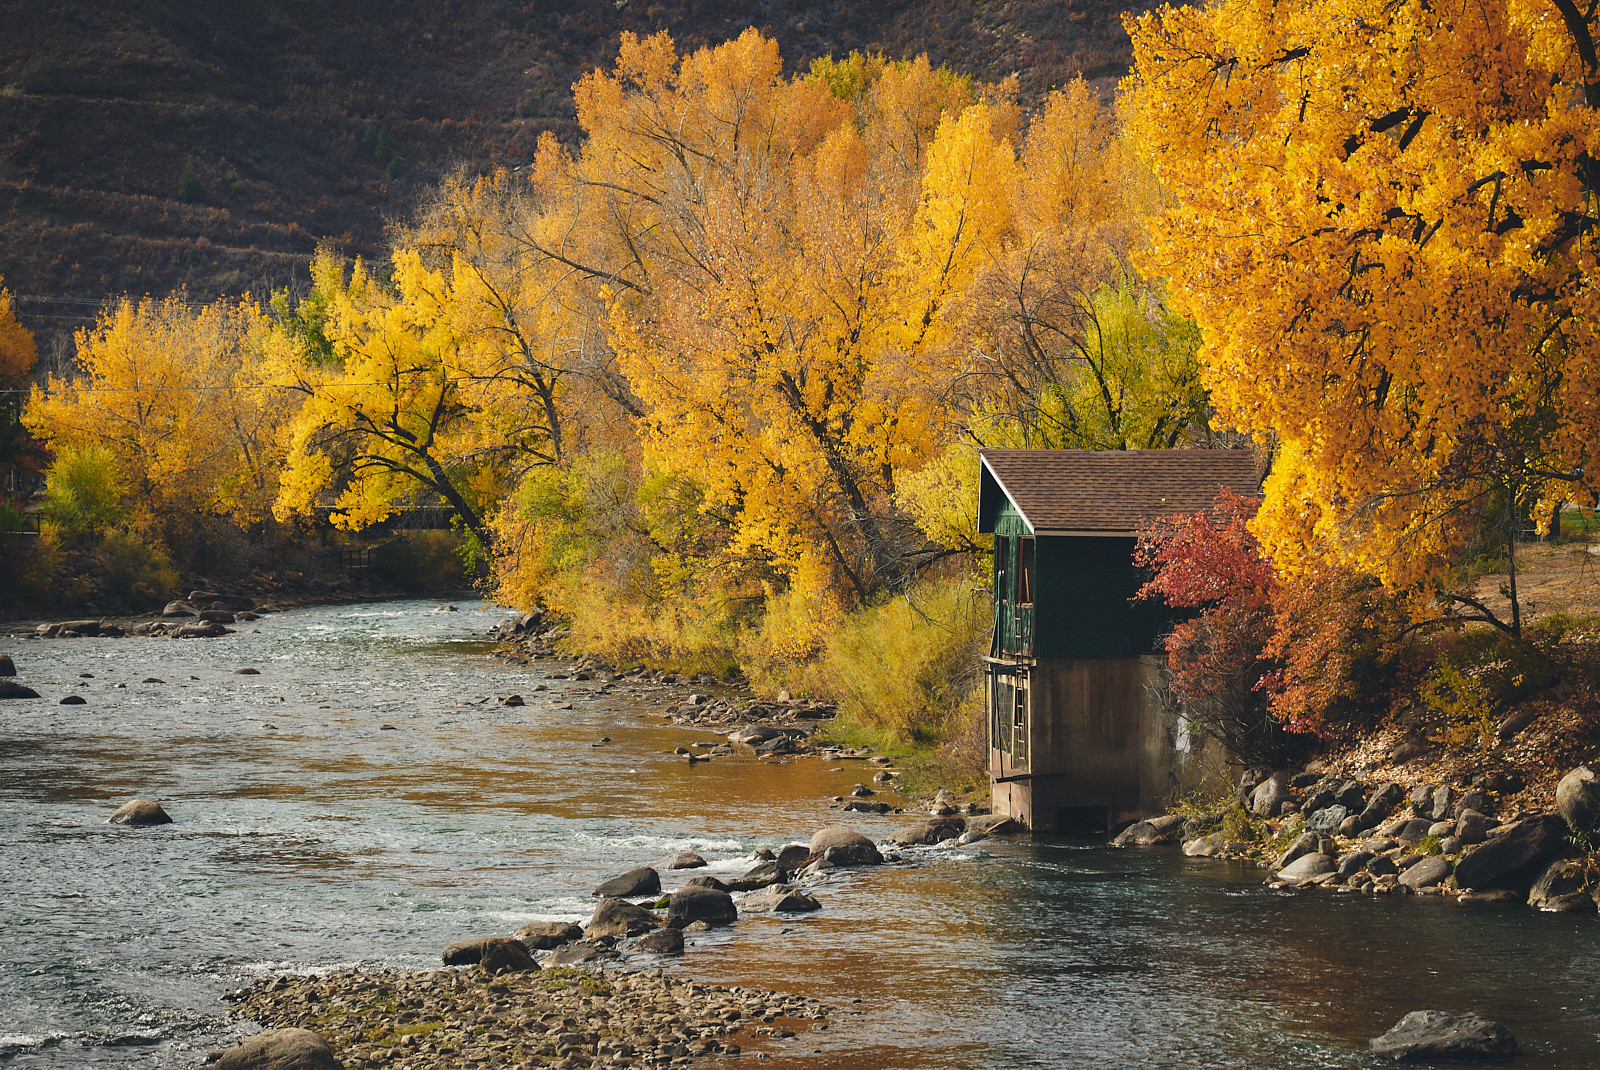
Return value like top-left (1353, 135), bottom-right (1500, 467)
top-left (990, 502), bottom-right (1170, 659)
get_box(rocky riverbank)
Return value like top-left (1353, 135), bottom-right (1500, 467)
top-left (222, 964), bottom-right (828, 1069)
top-left (1115, 763), bottom-right (1600, 914)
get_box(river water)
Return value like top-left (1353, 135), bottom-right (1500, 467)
top-left (2, 599), bottom-right (1597, 1069)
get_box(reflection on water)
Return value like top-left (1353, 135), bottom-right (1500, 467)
top-left (1, 599), bottom-right (1598, 1068)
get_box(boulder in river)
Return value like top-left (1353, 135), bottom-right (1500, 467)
top-left (592, 866), bottom-right (660, 898)
top-left (734, 861), bottom-right (786, 889)
top-left (1277, 852), bottom-right (1335, 884)
top-left (774, 844), bottom-right (813, 871)
top-left (1527, 858), bottom-right (1597, 912)
top-left (1112, 814), bottom-right (1185, 846)
top-left (684, 874), bottom-right (732, 892)
top-left (163, 601), bottom-right (198, 617)
top-left (896, 817), bottom-right (967, 847)
top-left (586, 897), bottom-right (661, 939)
top-left (1556, 766), bottom-right (1600, 833)
top-left (963, 813), bottom-right (1025, 835)
top-left (808, 827), bottom-right (882, 867)
top-left (1369, 1010), bottom-right (1519, 1062)
top-left (1398, 856), bottom-right (1452, 890)
top-left (0, 653), bottom-right (14, 676)
top-left (0, 680), bottom-right (40, 699)
top-left (1453, 814), bottom-right (1567, 891)
top-left (633, 927), bottom-right (685, 954)
top-left (107, 799), bottom-right (172, 826)
top-left (727, 725), bottom-right (781, 746)
top-left (60, 695), bottom-right (86, 705)
top-left (667, 884), bottom-right (737, 928)
top-left (659, 850), bottom-right (708, 870)
top-left (215, 1027), bottom-right (342, 1070)
top-left (1183, 832), bottom-right (1228, 857)
top-left (514, 921), bottom-right (584, 950)
top-left (442, 938), bottom-right (491, 965)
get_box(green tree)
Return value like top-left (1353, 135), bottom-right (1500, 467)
top-left (178, 162), bottom-right (202, 203)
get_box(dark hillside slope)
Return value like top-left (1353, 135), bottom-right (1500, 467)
top-left (0, 0), bottom-right (1138, 354)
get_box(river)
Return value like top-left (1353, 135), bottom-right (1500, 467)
top-left (1, 598), bottom-right (1597, 1068)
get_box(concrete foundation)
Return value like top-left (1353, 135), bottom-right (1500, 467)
top-left (988, 654), bottom-right (1228, 833)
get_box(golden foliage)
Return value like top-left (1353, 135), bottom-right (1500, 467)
top-left (1124, 0), bottom-right (1600, 620)
top-left (0, 277), bottom-right (37, 386)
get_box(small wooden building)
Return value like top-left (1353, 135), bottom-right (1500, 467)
top-left (978, 449), bottom-right (1261, 833)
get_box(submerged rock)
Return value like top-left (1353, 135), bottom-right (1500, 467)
top-left (215, 1027), bottom-right (342, 1069)
top-left (107, 799), bottom-right (172, 826)
top-left (1369, 1010), bottom-right (1519, 1062)
top-left (740, 886), bottom-right (821, 913)
top-left (0, 680), bottom-right (40, 699)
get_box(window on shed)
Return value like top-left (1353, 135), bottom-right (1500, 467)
top-left (1018, 537), bottom-right (1035, 605)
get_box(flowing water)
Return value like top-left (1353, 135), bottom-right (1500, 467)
top-left (2, 599), bottom-right (1598, 1069)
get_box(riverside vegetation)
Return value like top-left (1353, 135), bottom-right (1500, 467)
top-left (5, 0), bottom-right (1600, 838)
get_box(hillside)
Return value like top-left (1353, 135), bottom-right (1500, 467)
top-left (0, 0), bottom-right (1137, 361)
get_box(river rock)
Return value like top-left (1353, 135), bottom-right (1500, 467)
top-left (1333, 781), bottom-right (1367, 810)
top-left (659, 851), bottom-right (708, 870)
top-left (898, 818), bottom-right (967, 846)
top-left (775, 844), bottom-right (812, 870)
top-left (60, 695), bottom-right (86, 705)
top-left (176, 622), bottom-right (229, 638)
top-left (808, 827), bottom-right (882, 866)
top-left (1250, 771), bottom-right (1292, 816)
top-left (1454, 814), bottom-right (1568, 891)
top-left (1408, 783), bottom-right (1435, 814)
top-left (1304, 805), bottom-right (1349, 836)
top-left (727, 725), bottom-right (781, 745)
top-left (1430, 785), bottom-right (1454, 821)
top-left (1456, 810), bottom-right (1495, 845)
top-left (478, 936), bottom-right (539, 974)
top-left (1337, 850), bottom-right (1374, 878)
top-left (513, 921), bottom-right (583, 950)
top-left (755, 735), bottom-right (797, 757)
top-left (544, 940), bottom-right (620, 966)
top-left (1556, 766), bottom-right (1600, 833)
top-left (1357, 783), bottom-right (1405, 830)
top-left (735, 860), bottom-right (787, 888)
top-left (1455, 789), bottom-right (1491, 819)
top-left (441, 938), bottom-right (490, 964)
top-left (199, 610), bottom-right (236, 624)
top-left (740, 886), bottom-right (821, 913)
top-left (634, 927), bottom-right (685, 954)
top-left (1113, 814), bottom-right (1185, 846)
top-left (107, 799), bottom-right (172, 825)
top-left (1183, 832), bottom-right (1227, 857)
top-left (163, 601), bottom-right (198, 617)
top-left (1275, 833), bottom-right (1319, 870)
top-left (1399, 856), bottom-right (1452, 890)
top-left (0, 681), bottom-right (41, 699)
top-left (587, 898), bottom-right (661, 938)
top-left (1369, 1010), bottom-right (1519, 1062)
top-left (1277, 852), bottom-right (1335, 884)
top-left (964, 814), bottom-right (1025, 835)
top-left (0, 654), bottom-right (14, 676)
top-left (1527, 858), bottom-right (1597, 912)
top-left (1395, 819), bottom-right (1434, 845)
top-left (592, 866), bottom-right (661, 898)
top-left (1457, 889), bottom-right (1522, 906)
top-left (667, 885), bottom-right (737, 927)
top-left (215, 1027), bottom-right (342, 1070)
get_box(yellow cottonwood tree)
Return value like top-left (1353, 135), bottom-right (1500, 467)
top-left (25, 296), bottom-right (289, 525)
top-left (1125, 0), bottom-right (1600, 633)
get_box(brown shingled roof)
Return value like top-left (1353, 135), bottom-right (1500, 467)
top-left (977, 449), bottom-right (1262, 536)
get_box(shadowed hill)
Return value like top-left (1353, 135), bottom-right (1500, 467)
top-left (0, 0), bottom-right (1139, 357)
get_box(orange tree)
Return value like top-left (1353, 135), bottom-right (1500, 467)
top-left (1124, 0), bottom-right (1600, 635)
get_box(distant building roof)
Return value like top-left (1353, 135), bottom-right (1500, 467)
top-left (977, 449), bottom-right (1262, 536)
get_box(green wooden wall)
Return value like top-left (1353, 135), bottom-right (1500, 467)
top-left (991, 501), bottom-right (1172, 659)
